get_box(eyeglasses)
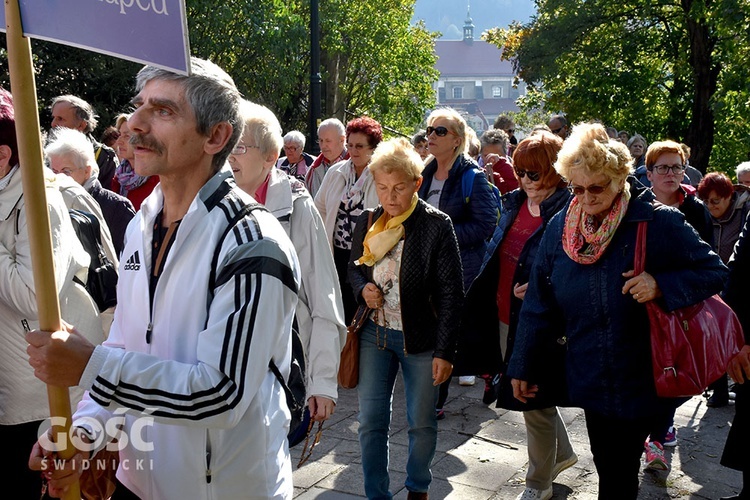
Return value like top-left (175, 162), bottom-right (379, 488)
top-left (514, 167), bottom-right (541, 182)
top-left (297, 419), bottom-right (324, 468)
top-left (346, 142), bottom-right (372, 151)
top-left (52, 168), bottom-right (75, 176)
top-left (650, 164), bottom-right (686, 175)
top-left (426, 126), bottom-right (454, 137)
top-left (568, 179), bottom-right (612, 196)
top-left (706, 197), bottom-right (724, 206)
top-left (231, 144), bottom-right (260, 155)
top-left (550, 127), bottom-right (563, 134)
top-left (506, 128), bottom-right (515, 134)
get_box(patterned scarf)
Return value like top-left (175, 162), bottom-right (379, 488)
top-left (341, 162), bottom-right (373, 211)
top-left (355, 194), bottom-right (418, 266)
top-left (114, 159), bottom-right (150, 197)
top-left (562, 182), bottom-right (631, 264)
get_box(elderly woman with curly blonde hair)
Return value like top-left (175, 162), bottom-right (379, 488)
top-left (507, 122), bottom-right (727, 499)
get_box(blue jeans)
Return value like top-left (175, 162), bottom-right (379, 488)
top-left (358, 319), bottom-right (438, 499)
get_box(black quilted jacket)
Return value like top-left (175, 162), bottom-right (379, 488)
top-left (348, 200), bottom-right (465, 361)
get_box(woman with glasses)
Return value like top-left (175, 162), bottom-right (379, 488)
top-left (697, 172), bottom-right (750, 264)
top-left (229, 100), bottom-right (347, 436)
top-left (315, 116), bottom-right (382, 324)
top-left (417, 107), bottom-right (498, 413)
top-left (463, 130), bottom-right (577, 500)
top-left (508, 123), bottom-right (727, 499)
top-left (639, 140), bottom-right (714, 471)
top-left (696, 172), bottom-right (750, 408)
top-left (348, 138), bottom-right (464, 500)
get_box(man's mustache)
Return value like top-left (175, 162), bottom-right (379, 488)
top-left (130, 133), bottom-right (165, 155)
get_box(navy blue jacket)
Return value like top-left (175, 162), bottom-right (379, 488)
top-left (418, 154), bottom-right (497, 290)
top-left (507, 180), bottom-right (728, 419)
top-left (454, 186), bottom-right (570, 377)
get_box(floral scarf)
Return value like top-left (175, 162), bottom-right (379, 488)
top-left (562, 182), bottom-right (631, 264)
top-left (114, 159), bottom-right (150, 197)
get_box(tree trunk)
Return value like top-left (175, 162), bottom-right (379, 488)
top-left (322, 51), bottom-right (347, 121)
top-left (682, 0), bottom-right (719, 175)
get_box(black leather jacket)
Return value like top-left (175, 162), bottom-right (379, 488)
top-left (348, 200), bottom-right (464, 361)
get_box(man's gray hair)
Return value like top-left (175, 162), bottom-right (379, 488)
top-left (283, 130), bottom-right (306, 149)
top-left (44, 127), bottom-right (98, 179)
top-left (736, 161), bottom-right (750, 178)
top-left (135, 57), bottom-right (243, 171)
top-left (51, 95), bottom-right (98, 134)
top-left (318, 118), bottom-right (345, 136)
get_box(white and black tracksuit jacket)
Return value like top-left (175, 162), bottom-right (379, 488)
top-left (75, 168), bottom-right (300, 499)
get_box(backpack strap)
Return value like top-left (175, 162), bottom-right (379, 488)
top-left (461, 167), bottom-right (476, 204)
top-left (207, 202), bottom-right (264, 294)
top-left (206, 200), bottom-right (299, 413)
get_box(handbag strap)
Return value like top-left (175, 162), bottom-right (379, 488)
top-left (634, 221), bottom-right (647, 275)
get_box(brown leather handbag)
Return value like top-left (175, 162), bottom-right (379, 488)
top-left (635, 221), bottom-right (744, 397)
top-left (338, 304), bottom-right (372, 389)
top-left (338, 211), bottom-right (375, 389)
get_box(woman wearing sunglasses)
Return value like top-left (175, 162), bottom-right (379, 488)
top-left (462, 130), bottom-right (577, 500)
top-left (507, 123), bottom-right (727, 499)
top-left (349, 138), bottom-right (464, 500)
top-left (417, 108), bottom-right (499, 411)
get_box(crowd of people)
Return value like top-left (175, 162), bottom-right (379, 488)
top-left (0, 56), bottom-right (747, 500)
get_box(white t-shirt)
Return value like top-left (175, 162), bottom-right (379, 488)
top-left (425, 177), bottom-right (445, 208)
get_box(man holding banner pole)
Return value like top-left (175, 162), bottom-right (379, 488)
top-left (27, 57), bottom-right (300, 500)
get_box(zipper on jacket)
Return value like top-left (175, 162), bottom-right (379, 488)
top-left (145, 322), bottom-right (153, 344)
top-left (205, 430), bottom-right (212, 484)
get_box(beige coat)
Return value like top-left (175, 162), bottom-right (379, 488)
top-left (0, 168), bottom-right (104, 425)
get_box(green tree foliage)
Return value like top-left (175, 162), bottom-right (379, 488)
top-left (484, 0), bottom-right (750, 175)
top-left (319, 0), bottom-right (439, 136)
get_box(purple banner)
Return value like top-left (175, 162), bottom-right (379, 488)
top-left (1, 0), bottom-right (190, 74)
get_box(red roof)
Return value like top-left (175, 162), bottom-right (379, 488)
top-left (435, 40), bottom-right (515, 77)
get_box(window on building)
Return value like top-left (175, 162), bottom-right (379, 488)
top-left (492, 86), bottom-right (503, 98)
top-left (452, 86), bottom-right (463, 99)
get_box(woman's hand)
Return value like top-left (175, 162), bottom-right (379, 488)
top-left (511, 378), bottom-right (539, 403)
top-left (362, 283), bottom-right (384, 309)
top-left (513, 282), bottom-right (528, 300)
top-left (432, 358), bottom-right (453, 386)
top-left (622, 270), bottom-right (662, 303)
top-left (483, 153), bottom-right (501, 168)
top-left (308, 396), bottom-right (335, 421)
top-left (727, 345), bottom-right (750, 384)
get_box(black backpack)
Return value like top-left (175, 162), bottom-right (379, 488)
top-left (69, 209), bottom-right (118, 312)
top-left (208, 202), bottom-right (307, 445)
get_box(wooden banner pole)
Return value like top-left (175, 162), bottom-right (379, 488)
top-left (5, 1), bottom-right (81, 498)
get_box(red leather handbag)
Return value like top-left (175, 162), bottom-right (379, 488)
top-left (635, 221), bottom-right (744, 397)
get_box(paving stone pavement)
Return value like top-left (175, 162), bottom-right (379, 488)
top-left (291, 377), bottom-right (742, 499)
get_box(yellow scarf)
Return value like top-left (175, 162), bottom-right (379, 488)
top-left (355, 193), bottom-right (419, 267)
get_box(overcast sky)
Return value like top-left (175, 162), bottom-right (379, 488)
top-left (413, 0), bottom-right (536, 40)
